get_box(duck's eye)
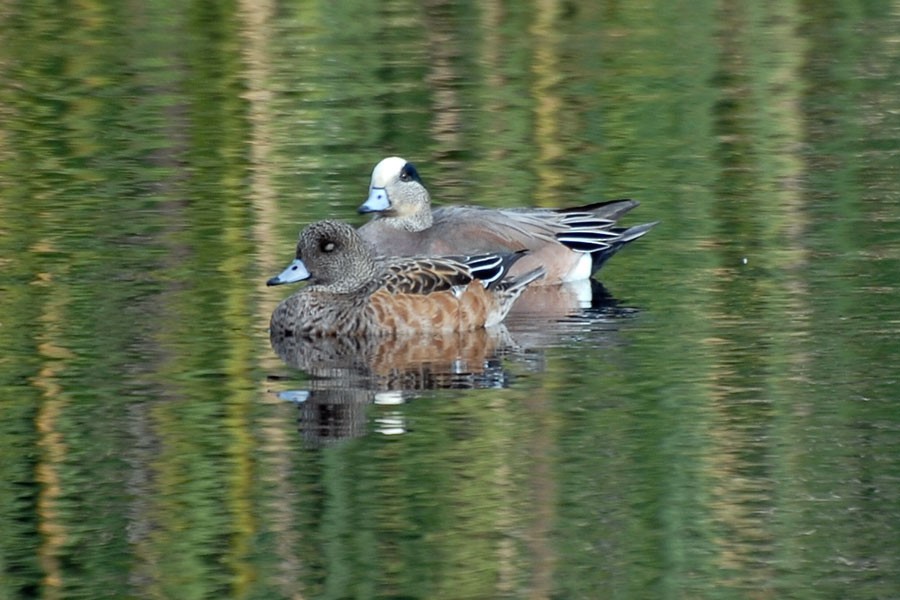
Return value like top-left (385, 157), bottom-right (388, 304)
top-left (399, 163), bottom-right (420, 183)
top-left (321, 241), bottom-right (336, 253)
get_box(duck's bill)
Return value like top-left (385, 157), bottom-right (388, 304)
top-left (358, 187), bottom-right (391, 213)
top-left (266, 258), bottom-right (311, 286)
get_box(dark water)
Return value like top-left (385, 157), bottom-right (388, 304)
top-left (1, 2), bottom-right (899, 599)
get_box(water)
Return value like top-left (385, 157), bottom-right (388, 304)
top-left (1, 1), bottom-right (899, 599)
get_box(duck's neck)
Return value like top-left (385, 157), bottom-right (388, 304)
top-left (381, 189), bottom-right (433, 232)
top-left (396, 208), bottom-right (433, 232)
top-left (322, 277), bottom-right (380, 296)
top-left (316, 255), bottom-right (380, 295)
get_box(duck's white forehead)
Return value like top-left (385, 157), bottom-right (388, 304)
top-left (370, 156), bottom-right (407, 187)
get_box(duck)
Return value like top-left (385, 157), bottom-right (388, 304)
top-left (267, 220), bottom-right (545, 338)
top-left (357, 156), bottom-right (657, 285)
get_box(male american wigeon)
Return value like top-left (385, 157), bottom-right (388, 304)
top-left (357, 156), bottom-right (657, 285)
top-left (267, 220), bottom-right (545, 338)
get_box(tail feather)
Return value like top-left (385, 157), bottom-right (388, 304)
top-left (558, 213), bottom-right (616, 228)
top-left (590, 221), bottom-right (659, 272)
top-left (464, 249), bottom-right (528, 289)
top-left (557, 198), bottom-right (639, 222)
top-left (485, 266), bottom-right (546, 327)
top-left (469, 200), bottom-right (655, 287)
top-left (618, 221), bottom-right (658, 243)
top-left (498, 266), bottom-right (546, 292)
top-left (555, 229), bottom-right (622, 252)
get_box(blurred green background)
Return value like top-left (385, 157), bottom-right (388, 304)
top-left (1, 1), bottom-right (898, 598)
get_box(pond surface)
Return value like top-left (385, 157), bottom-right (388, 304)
top-left (1, 1), bottom-right (899, 599)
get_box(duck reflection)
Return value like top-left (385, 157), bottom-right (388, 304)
top-left (269, 279), bottom-right (631, 447)
top-left (270, 325), bottom-right (517, 387)
top-left (269, 326), bottom-right (521, 447)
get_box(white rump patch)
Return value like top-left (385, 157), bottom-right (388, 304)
top-left (563, 253), bottom-right (593, 282)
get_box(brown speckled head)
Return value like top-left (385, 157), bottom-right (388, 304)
top-left (295, 220), bottom-right (379, 292)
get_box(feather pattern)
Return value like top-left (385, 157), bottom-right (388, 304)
top-left (357, 157), bottom-right (657, 284)
top-left (380, 258), bottom-right (475, 295)
top-left (268, 220), bottom-right (544, 338)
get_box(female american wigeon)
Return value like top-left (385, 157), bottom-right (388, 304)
top-left (357, 156), bottom-right (657, 285)
top-left (267, 220), bottom-right (545, 338)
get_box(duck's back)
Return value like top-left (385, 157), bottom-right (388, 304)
top-left (359, 205), bottom-right (558, 257)
top-left (357, 200), bottom-right (647, 284)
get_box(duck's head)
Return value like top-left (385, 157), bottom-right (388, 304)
top-left (267, 220), bottom-right (376, 291)
top-left (358, 157), bottom-right (431, 223)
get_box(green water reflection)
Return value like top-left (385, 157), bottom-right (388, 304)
top-left (1, 1), bottom-right (899, 599)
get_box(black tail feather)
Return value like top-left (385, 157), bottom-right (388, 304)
top-left (464, 249), bottom-right (529, 289)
